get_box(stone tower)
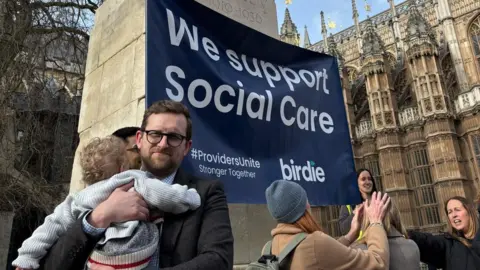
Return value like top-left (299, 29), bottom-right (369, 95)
top-left (405, 2), bottom-right (471, 224)
top-left (279, 8), bottom-right (300, 46)
top-left (360, 16), bottom-right (413, 226)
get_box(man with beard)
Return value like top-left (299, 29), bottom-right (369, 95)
top-left (36, 100), bottom-right (234, 270)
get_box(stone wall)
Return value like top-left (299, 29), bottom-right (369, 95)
top-left (69, 0), bottom-right (279, 265)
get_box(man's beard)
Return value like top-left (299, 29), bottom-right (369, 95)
top-left (141, 151), bottom-right (177, 178)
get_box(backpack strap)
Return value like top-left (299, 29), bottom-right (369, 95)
top-left (277, 233), bottom-right (307, 263)
top-left (262, 240), bottom-right (273, 256)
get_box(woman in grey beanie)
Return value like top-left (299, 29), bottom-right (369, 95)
top-left (263, 179), bottom-right (391, 270)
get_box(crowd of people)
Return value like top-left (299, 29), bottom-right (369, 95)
top-left (10, 99), bottom-right (480, 270)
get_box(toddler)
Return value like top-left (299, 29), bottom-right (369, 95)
top-left (12, 136), bottom-right (201, 270)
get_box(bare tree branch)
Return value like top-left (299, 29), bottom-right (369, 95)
top-left (30, 1), bottom-right (97, 13)
top-left (30, 26), bottom-right (90, 40)
top-left (0, 0), bottom-right (101, 214)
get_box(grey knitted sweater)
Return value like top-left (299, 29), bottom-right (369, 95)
top-left (12, 169), bottom-right (201, 269)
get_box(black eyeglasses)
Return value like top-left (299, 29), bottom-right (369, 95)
top-left (141, 130), bottom-right (186, 147)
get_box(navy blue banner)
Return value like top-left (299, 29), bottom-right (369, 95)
top-left (146, 0), bottom-right (360, 205)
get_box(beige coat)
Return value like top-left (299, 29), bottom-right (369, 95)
top-left (265, 223), bottom-right (389, 270)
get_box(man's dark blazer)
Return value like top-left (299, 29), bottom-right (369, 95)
top-left (38, 169), bottom-right (234, 270)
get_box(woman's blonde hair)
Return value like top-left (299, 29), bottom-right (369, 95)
top-left (80, 136), bottom-right (128, 185)
top-left (293, 210), bottom-right (323, 234)
top-left (445, 196), bottom-right (479, 247)
top-left (356, 201), bottom-right (408, 244)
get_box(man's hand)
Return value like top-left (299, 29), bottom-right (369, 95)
top-left (88, 181), bottom-right (149, 228)
top-left (89, 263), bottom-right (115, 270)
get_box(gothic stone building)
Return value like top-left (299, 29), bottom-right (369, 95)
top-left (281, 0), bottom-right (480, 236)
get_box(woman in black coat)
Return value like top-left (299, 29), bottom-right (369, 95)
top-left (408, 196), bottom-right (480, 270)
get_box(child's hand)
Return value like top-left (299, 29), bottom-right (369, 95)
top-left (16, 268), bottom-right (33, 270)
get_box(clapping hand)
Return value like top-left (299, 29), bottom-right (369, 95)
top-left (350, 204), bottom-right (364, 235)
top-left (364, 191), bottom-right (390, 224)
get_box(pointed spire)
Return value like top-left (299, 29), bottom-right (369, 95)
top-left (361, 16), bottom-right (385, 57)
top-left (351, 0), bottom-right (361, 38)
top-left (280, 8), bottom-right (300, 46)
top-left (365, 15), bottom-right (375, 32)
top-left (320, 11), bottom-right (328, 53)
top-left (320, 11), bottom-right (327, 35)
top-left (328, 34), bottom-right (341, 59)
top-left (328, 33), bottom-right (344, 70)
top-left (303, 25), bottom-right (311, 48)
top-left (284, 8), bottom-right (292, 23)
top-left (405, 0), bottom-right (436, 43)
top-left (388, 0), bottom-right (397, 16)
top-left (352, 0), bottom-right (358, 19)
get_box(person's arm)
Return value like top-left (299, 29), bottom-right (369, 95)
top-left (37, 182), bottom-right (148, 270)
top-left (37, 216), bottom-right (104, 270)
top-left (408, 230), bottom-right (447, 268)
top-left (18, 179), bottom-right (118, 268)
top-left (337, 204), bottom-right (363, 246)
top-left (313, 224), bottom-right (389, 270)
top-left (339, 205), bottom-right (354, 235)
top-left (136, 178), bottom-right (201, 214)
top-left (162, 180), bottom-right (234, 270)
top-left (337, 235), bottom-right (355, 246)
top-left (12, 196), bottom-right (79, 269)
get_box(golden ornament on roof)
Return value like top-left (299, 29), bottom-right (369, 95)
top-left (364, 0), bottom-right (371, 12)
top-left (285, 0), bottom-right (292, 5)
top-left (327, 17), bottom-right (336, 29)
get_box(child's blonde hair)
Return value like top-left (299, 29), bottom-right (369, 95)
top-left (80, 136), bottom-right (128, 185)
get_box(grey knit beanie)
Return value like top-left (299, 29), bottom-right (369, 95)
top-left (265, 180), bottom-right (308, 223)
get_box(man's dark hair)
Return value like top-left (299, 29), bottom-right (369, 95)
top-left (112, 127), bottom-right (141, 141)
top-left (141, 100), bottom-right (192, 140)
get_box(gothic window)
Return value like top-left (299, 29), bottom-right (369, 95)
top-left (470, 15), bottom-right (480, 70)
top-left (364, 158), bottom-right (383, 192)
top-left (441, 54), bottom-right (459, 100)
top-left (407, 147), bottom-right (441, 226)
top-left (470, 134), bottom-right (480, 175)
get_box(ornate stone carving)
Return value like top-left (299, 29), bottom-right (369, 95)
top-left (455, 86), bottom-right (480, 114)
top-left (356, 117), bottom-right (374, 139)
top-left (362, 17), bottom-right (385, 59)
top-left (399, 106), bottom-right (421, 126)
